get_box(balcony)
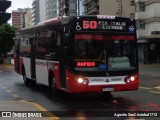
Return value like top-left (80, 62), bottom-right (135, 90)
top-left (84, 6), bottom-right (99, 15)
top-left (82, 0), bottom-right (92, 6)
top-left (135, 0), bottom-right (147, 3)
top-left (130, 0), bottom-right (135, 6)
top-left (135, 12), bottom-right (146, 19)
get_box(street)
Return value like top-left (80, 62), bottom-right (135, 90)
top-left (0, 64), bottom-right (160, 120)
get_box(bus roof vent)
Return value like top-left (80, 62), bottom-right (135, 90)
top-left (97, 15), bottom-right (115, 19)
top-left (38, 16), bottom-right (69, 25)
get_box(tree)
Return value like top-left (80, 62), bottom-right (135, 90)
top-left (0, 23), bottom-right (16, 59)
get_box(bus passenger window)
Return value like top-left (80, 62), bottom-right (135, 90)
top-left (36, 31), bottom-right (48, 59)
top-left (45, 30), bottom-right (60, 61)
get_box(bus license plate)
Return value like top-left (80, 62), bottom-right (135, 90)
top-left (103, 87), bottom-right (114, 91)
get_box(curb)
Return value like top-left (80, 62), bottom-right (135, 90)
top-left (0, 64), bottom-right (14, 67)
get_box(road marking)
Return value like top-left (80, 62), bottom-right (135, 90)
top-left (150, 91), bottom-right (160, 94)
top-left (152, 75), bottom-right (160, 77)
top-left (125, 119), bottom-right (145, 120)
top-left (1, 64), bottom-right (14, 67)
top-left (19, 100), bottom-right (59, 120)
top-left (1, 86), bottom-right (7, 89)
top-left (6, 89), bottom-right (12, 93)
top-left (12, 93), bottom-right (21, 98)
top-left (98, 101), bottom-right (110, 107)
top-left (155, 86), bottom-right (160, 89)
top-left (0, 101), bottom-right (59, 120)
top-left (140, 71), bottom-right (160, 76)
top-left (140, 87), bottom-right (152, 90)
top-left (139, 72), bottom-right (145, 75)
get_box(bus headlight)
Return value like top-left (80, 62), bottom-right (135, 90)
top-left (77, 78), bottom-right (84, 84)
top-left (125, 74), bottom-right (138, 84)
top-left (130, 76), bottom-right (135, 81)
top-left (77, 78), bottom-right (89, 85)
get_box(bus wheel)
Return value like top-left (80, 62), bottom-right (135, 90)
top-left (23, 70), bottom-right (30, 86)
top-left (30, 80), bottom-right (36, 87)
top-left (49, 76), bottom-right (58, 93)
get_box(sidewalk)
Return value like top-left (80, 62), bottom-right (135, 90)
top-left (0, 100), bottom-right (59, 120)
top-left (139, 63), bottom-right (160, 67)
top-left (0, 63), bottom-right (59, 120)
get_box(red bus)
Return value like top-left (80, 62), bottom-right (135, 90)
top-left (14, 15), bottom-right (139, 94)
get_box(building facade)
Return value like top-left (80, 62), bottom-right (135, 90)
top-left (32, 0), bottom-right (46, 25)
top-left (135, 0), bottom-right (160, 63)
top-left (12, 10), bottom-right (21, 31)
top-left (12, 8), bottom-right (32, 31)
top-left (77, 0), bottom-right (84, 15)
top-left (46, 0), bottom-right (59, 19)
top-left (83, 0), bottom-right (135, 18)
top-left (24, 8), bottom-right (32, 28)
top-left (59, 0), bottom-right (77, 16)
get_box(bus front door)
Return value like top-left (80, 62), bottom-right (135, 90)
top-left (59, 32), bottom-right (67, 89)
top-left (30, 38), bottom-right (36, 80)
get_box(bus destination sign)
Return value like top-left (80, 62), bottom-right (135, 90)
top-left (75, 20), bottom-right (132, 32)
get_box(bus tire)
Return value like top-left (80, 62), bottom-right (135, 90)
top-left (22, 68), bottom-right (30, 86)
top-left (30, 80), bottom-right (36, 87)
top-left (49, 75), bottom-right (58, 94)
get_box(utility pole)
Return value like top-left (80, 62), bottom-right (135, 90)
top-left (77, 0), bottom-right (80, 15)
top-left (116, 0), bottom-right (123, 17)
top-left (120, 0), bottom-right (122, 17)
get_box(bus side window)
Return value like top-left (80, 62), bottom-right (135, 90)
top-left (45, 30), bottom-right (60, 61)
top-left (36, 31), bottom-right (52, 59)
top-left (20, 37), bottom-right (31, 57)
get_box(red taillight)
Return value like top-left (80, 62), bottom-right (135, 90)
top-left (125, 73), bottom-right (139, 84)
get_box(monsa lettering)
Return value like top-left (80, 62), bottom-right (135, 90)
top-left (36, 61), bottom-right (47, 66)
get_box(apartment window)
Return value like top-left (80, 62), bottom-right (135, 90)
top-left (130, 13), bottom-right (135, 19)
top-left (135, 2), bottom-right (145, 12)
top-left (137, 20), bottom-right (145, 30)
top-left (130, 0), bottom-right (135, 6)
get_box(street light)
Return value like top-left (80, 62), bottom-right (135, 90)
top-left (77, 0), bottom-right (80, 15)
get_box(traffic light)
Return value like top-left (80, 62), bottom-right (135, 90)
top-left (0, 0), bottom-right (11, 24)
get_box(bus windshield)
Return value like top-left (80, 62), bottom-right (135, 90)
top-left (74, 34), bottom-right (137, 71)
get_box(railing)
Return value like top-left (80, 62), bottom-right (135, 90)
top-left (82, 0), bottom-right (92, 6)
top-left (84, 6), bottom-right (99, 15)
